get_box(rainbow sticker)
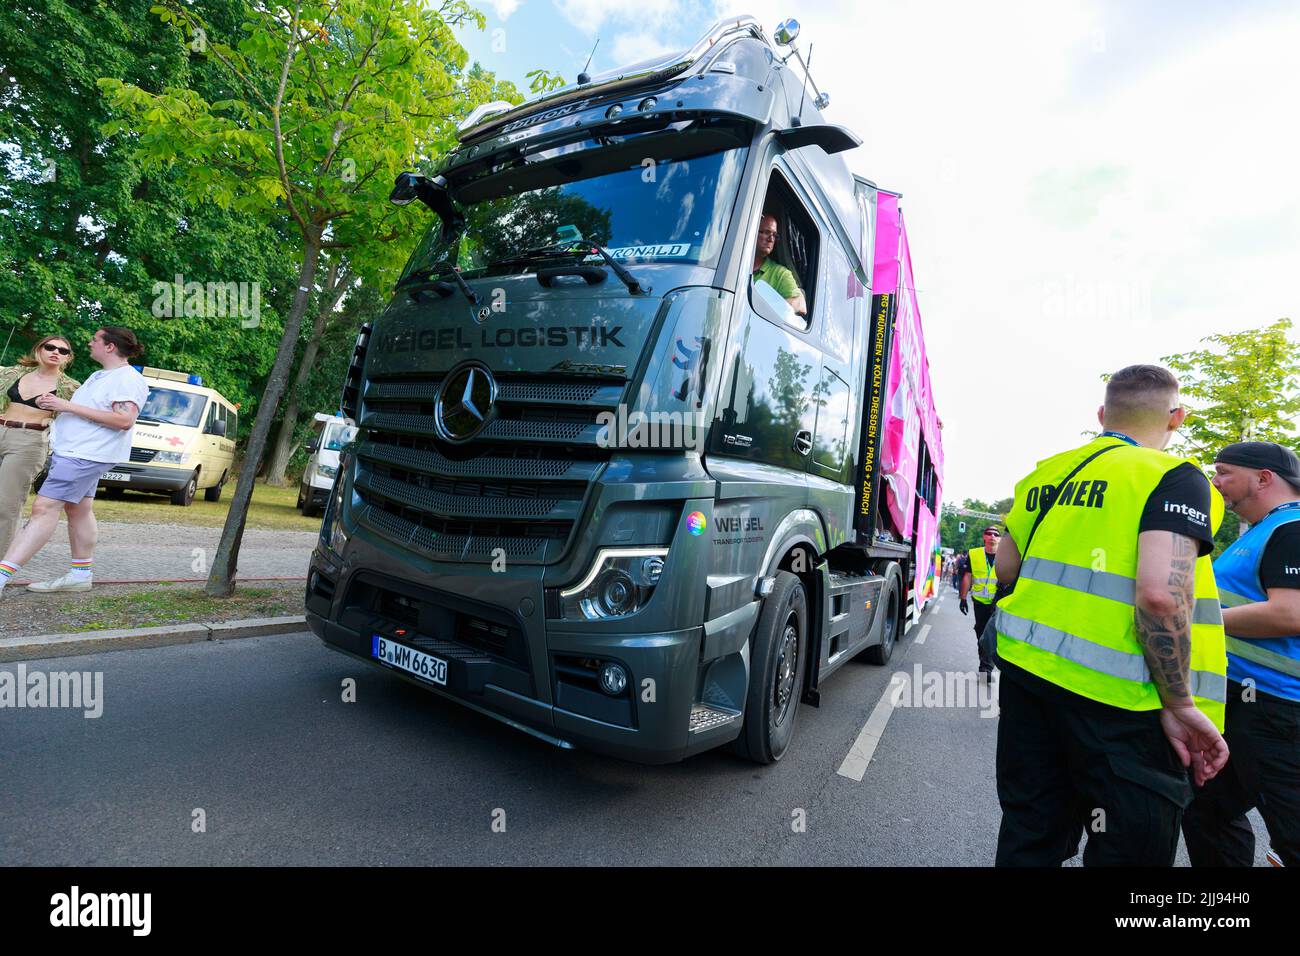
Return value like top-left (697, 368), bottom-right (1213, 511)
top-left (686, 511), bottom-right (707, 536)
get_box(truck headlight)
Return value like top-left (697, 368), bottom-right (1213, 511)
top-left (560, 548), bottom-right (667, 621)
top-left (323, 455), bottom-right (351, 554)
top-left (317, 463), bottom-right (338, 480)
top-left (154, 451), bottom-right (188, 464)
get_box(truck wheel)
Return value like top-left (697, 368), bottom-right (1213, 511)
top-left (734, 570), bottom-right (808, 764)
top-left (170, 472), bottom-right (198, 507)
top-left (860, 575), bottom-right (901, 665)
top-left (203, 471), bottom-right (226, 502)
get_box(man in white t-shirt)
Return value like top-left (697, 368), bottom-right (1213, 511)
top-left (0, 327), bottom-right (150, 595)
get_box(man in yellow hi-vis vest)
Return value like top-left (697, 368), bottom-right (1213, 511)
top-left (960, 526), bottom-right (1002, 678)
top-left (992, 365), bottom-right (1229, 866)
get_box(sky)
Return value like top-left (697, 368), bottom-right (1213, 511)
top-left (455, 0), bottom-right (1300, 505)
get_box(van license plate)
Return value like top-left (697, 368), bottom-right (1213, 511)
top-left (372, 635), bottom-right (447, 686)
top-left (102, 472), bottom-right (129, 482)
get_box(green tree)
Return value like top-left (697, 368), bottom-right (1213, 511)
top-left (1164, 318), bottom-right (1300, 460)
top-left (99, 0), bottom-right (523, 594)
top-left (1164, 318), bottom-right (1299, 547)
top-left (0, 0), bottom-right (292, 420)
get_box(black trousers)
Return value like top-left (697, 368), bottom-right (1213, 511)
top-left (1182, 680), bottom-right (1300, 866)
top-left (996, 673), bottom-right (1192, 866)
top-left (972, 599), bottom-right (995, 673)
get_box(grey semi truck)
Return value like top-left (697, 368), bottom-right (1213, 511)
top-left (305, 15), bottom-right (945, 764)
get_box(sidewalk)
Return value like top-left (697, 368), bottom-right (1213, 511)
top-left (12, 520), bottom-right (316, 584)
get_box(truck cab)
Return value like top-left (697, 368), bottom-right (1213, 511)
top-left (306, 15), bottom-right (943, 764)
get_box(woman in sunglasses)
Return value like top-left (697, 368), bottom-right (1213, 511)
top-left (0, 335), bottom-right (80, 553)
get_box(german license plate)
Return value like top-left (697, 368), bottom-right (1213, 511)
top-left (101, 472), bottom-right (129, 482)
top-left (371, 635), bottom-right (447, 686)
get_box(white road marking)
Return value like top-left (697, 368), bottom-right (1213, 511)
top-left (837, 672), bottom-right (908, 781)
top-left (914, 623), bottom-right (932, 646)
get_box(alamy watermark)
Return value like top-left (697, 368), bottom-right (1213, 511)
top-left (151, 273), bottom-right (261, 328)
top-left (889, 663), bottom-right (998, 718)
top-left (595, 404), bottom-right (708, 451)
top-left (1, 664), bottom-right (103, 718)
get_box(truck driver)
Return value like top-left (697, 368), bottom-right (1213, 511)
top-left (752, 213), bottom-right (807, 316)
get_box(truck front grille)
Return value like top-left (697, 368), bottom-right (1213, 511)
top-left (353, 373), bottom-right (623, 564)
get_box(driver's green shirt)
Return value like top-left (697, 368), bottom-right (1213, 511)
top-left (752, 258), bottom-right (802, 300)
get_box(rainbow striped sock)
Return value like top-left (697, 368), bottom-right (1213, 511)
top-left (0, 561), bottom-right (20, 588)
top-left (68, 558), bottom-right (93, 582)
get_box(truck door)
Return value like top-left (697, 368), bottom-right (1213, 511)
top-left (710, 166), bottom-right (823, 479)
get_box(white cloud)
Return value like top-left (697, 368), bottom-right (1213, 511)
top-left (609, 31), bottom-right (678, 67)
top-left (487, 0), bottom-right (521, 20)
top-left (556, 0), bottom-right (690, 36)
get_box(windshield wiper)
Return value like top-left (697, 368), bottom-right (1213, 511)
top-left (586, 240), bottom-right (651, 295)
top-left (486, 239), bottom-right (651, 294)
top-left (398, 267), bottom-right (479, 306)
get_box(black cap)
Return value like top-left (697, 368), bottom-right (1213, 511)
top-left (1215, 441), bottom-right (1300, 489)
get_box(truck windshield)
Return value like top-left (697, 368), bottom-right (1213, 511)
top-left (399, 129), bottom-right (750, 283)
top-left (138, 387), bottom-right (206, 427)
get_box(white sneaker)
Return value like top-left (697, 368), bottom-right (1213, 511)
top-left (27, 573), bottom-right (92, 593)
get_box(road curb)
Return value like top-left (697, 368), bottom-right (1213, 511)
top-left (0, 615), bottom-right (307, 662)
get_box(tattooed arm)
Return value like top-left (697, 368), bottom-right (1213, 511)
top-left (1135, 529), bottom-right (1228, 784)
top-left (1134, 529), bottom-right (1196, 703)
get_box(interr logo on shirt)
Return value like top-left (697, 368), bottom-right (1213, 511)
top-left (1163, 501), bottom-right (1208, 527)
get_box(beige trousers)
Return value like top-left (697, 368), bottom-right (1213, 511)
top-left (0, 426), bottom-right (51, 555)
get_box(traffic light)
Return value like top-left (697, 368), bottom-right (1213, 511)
top-left (958, 521), bottom-right (966, 533)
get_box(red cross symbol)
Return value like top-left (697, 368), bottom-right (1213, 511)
top-left (167, 436), bottom-right (184, 447)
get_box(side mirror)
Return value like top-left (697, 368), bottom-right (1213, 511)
top-left (389, 171), bottom-right (423, 206)
top-left (776, 124), bottom-right (861, 155)
top-left (751, 277), bottom-right (806, 330)
top-left (389, 171), bottom-right (464, 233)
top-left (307, 439), bottom-right (319, 454)
top-left (209, 419), bottom-right (227, 437)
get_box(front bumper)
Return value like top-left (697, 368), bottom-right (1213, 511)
top-left (99, 463), bottom-right (192, 492)
top-left (305, 544), bottom-right (739, 764)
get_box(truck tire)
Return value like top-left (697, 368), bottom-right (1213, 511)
top-left (860, 574), bottom-right (901, 665)
top-left (733, 570), bottom-right (808, 764)
top-left (170, 471), bottom-right (198, 507)
top-left (203, 471), bottom-right (227, 502)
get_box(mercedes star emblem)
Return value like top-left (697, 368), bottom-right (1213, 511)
top-left (434, 362), bottom-right (497, 443)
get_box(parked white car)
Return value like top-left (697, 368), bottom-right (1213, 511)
top-left (298, 413), bottom-right (356, 518)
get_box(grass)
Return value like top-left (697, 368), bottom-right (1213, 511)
top-left (66, 585), bottom-right (304, 632)
top-left (27, 480), bottom-right (322, 531)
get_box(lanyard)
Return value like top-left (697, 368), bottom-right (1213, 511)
top-left (1101, 431), bottom-right (1138, 446)
top-left (1261, 501), bottom-right (1300, 521)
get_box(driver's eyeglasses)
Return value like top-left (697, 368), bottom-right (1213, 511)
top-left (758, 229), bottom-right (778, 238)
top-left (41, 343), bottom-right (72, 356)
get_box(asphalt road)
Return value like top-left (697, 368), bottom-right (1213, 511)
top-left (0, 589), bottom-right (1270, 866)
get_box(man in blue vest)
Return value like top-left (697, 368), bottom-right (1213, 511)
top-left (1182, 441), bottom-right (1300, 866)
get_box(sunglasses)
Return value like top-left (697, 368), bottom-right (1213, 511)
top-left (983, 531), bottom-right (1001, 536)
top-left (41, 343), bottom-right (72, 356)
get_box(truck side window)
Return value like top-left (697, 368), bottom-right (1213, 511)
top-left (752, 169), bottom-right (820, 331)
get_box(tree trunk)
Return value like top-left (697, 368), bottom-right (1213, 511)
top-left (205, 237), bottom-right (321, 597)
top-left (265, 260), bottom-right (348, 486)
